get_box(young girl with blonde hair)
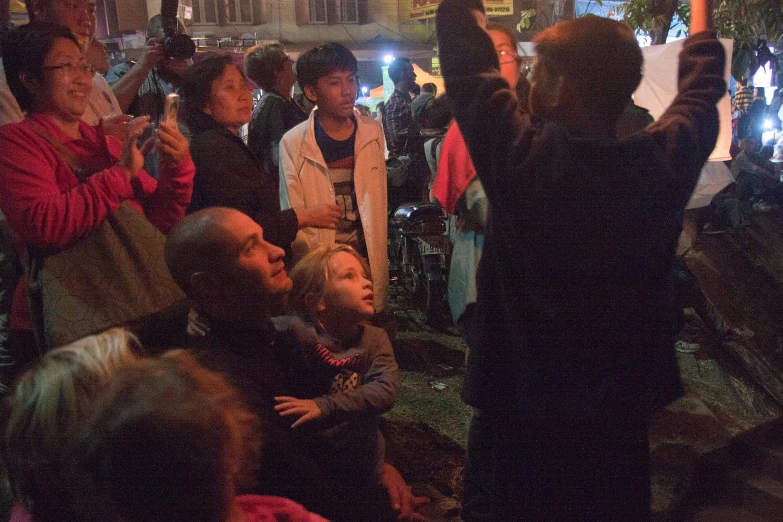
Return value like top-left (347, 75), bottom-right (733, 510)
top-left (275, 244), bottom-right (401, 521)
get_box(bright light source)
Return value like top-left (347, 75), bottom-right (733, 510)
top-left (361, 86), bottom-right (368, 94)
top-left (764, 119), bottom-right (773, 130)
top-left (384, 54), bottom-right (395, 64)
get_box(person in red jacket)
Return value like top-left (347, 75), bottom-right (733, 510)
top-left (0, 22), bottom-right (194, 385)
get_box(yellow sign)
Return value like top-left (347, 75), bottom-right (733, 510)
top-left (398, 0), bottom-right (441, 22)
top-left (399, 0), bottom-right (513, 22)
top-left (431, 57), bottom-right (441, 77)
top-left (485, 0), bottom-right (513, 16)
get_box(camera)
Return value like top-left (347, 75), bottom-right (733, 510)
top-left (161, 0), bottom-right (196, 59)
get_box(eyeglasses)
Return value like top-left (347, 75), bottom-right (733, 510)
top-left (497, 49), bottom-right (520, 65)
top-left (42, 62), bottom-right (96, 76)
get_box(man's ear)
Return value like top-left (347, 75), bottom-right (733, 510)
top-left (544, 75), bottom-right (566, 110)
top-left (303, 84), bottom-right (318, 104)
top-left (19, 72), bottom-right (41, 99)
top-left (189, 271), bottom-right (214, 300)
top-left (304, 293), bottom-right (325, 314)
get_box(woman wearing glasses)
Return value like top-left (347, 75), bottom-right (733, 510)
top-left (183, 55), bottom-right (338, 260)
top-left (0, 22), bottom-right (194, 381)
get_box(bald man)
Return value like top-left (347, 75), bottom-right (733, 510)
top-left (165, 207), bottom-right (425, 522)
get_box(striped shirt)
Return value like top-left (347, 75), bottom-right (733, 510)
top-left (733, 85), bottom-right (753, 116)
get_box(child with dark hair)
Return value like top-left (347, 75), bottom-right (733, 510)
top-left (274, 244), bottom-right (401, 521)
top-left (78, 350), bottom-right (327, 522)
top-left (279, 42), bottom-right (389, 313)
top-left (436, 0), bottom-right (725, 520)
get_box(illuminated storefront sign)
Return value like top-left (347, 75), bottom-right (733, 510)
top-left (399, 0), bottom-right (512, 21)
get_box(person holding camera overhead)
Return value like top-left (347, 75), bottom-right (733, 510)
top-left (107, 13), bottom-right (194, 178)
top-left (107, 15), bottom-right (192, 123)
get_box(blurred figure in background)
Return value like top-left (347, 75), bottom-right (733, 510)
top-left (1, 329), bottom-right (143, 522)
top-left (245, 43), bottom-right (307, 180)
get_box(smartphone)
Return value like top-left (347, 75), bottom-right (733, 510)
top-left (162, 93), bottom-right (180, 125)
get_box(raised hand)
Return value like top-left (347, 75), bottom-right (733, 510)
top-left (118, 116), bottom-right (151, 178)
top-left (137, 37), bottom-right (165, 73)
top-left (102, 114), bottom-right (134, 141)
top-left (156, 120), bottom-right (190, 164)
top-left (296, 203), bottom-right (342, 229)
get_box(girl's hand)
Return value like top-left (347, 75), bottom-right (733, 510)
top-left (119, 116), bottom-right (151, 178)
top-left (187, 308), bottom-right (211, 337)
top-left (273, 396), bottom-right (322, 428)
top-left (156, 120), bottom-right (190, 164)
top-left (296, 204), bottom-right (342, 230)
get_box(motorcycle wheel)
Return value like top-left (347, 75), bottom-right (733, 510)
top-left (424, 278), bottom-right (447, 326)
top-left (420, 255), bottom-right (449, 328)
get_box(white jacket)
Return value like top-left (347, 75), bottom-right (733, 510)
top-left (280, 110), bottom-right (389, 311)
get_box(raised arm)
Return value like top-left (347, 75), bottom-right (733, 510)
top-left (689, 0), bottom-right (713, 35)
top-left (109, 39), bottom-right (165, 113)
top-left (646, 0), bottom-right (725, 193)
top-left (435, 0), bottom-right (533, 213)
top-left (0, 126), bottom-right (133, 249)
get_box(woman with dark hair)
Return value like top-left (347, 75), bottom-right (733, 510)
top-left (0, 22), bottom-right (194, 381)
top-left (245, 43), bottom-right (308, 177)
top-left (183, 55), bottom-right (339, 255)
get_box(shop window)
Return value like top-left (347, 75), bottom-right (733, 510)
top-left (340, 0), bottom-right (358, 23)
top-left (310, 0), bottom-right (328, 23)
top-left (295, 0), bottom-right (368, 25)
top-left (192, 0), bottom-right (219, 24)
top-left (226, 0), bottom-right (254, 23)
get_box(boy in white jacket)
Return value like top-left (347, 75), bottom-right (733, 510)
top-left (279, 43), bottom-right (388, 312)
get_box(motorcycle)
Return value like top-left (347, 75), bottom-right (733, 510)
top-left (389, 202), bottom-right (452, 326)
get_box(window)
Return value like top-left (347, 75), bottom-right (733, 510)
top-left (340, 0), bottom-right (359, 23)
top-left (192, 0), bottom-right (219, 24)
top-left (227, 0), bottom-right (255, 24)
top-left (309, 0), bottom-right (328, 23)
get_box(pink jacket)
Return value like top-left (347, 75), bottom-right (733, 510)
top-left (0, 113), bottom-right (195, 329)
top-left (239, 495), bottom-right (329, 521)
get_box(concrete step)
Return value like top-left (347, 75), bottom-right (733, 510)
top-left (724, 466), bottom-right (783, 521)
top-left (691, 505), bottom-right (775, 522)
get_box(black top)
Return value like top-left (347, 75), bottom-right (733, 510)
top-left (436, 0), bottom-right (726, 417)
top-left (248, 91), bottom-right (308, 178)
top-left (187, 112), bottom-right (298, 252)
top-left (190, 317), bottom-right (396, 522)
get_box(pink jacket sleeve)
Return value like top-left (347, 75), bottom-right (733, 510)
top-left (0, 123), bottom-right (134, 249)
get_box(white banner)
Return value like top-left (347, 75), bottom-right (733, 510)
top-left (634, 38), bottom-right (734, 162)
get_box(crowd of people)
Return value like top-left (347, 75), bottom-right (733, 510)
top-left (698, 77), bottom-right (783, 233)
top-left (0, 0), bottom-right (733, 519)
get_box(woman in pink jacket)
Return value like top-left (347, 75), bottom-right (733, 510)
top-left (0, 22), bottom-right (194, 383)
